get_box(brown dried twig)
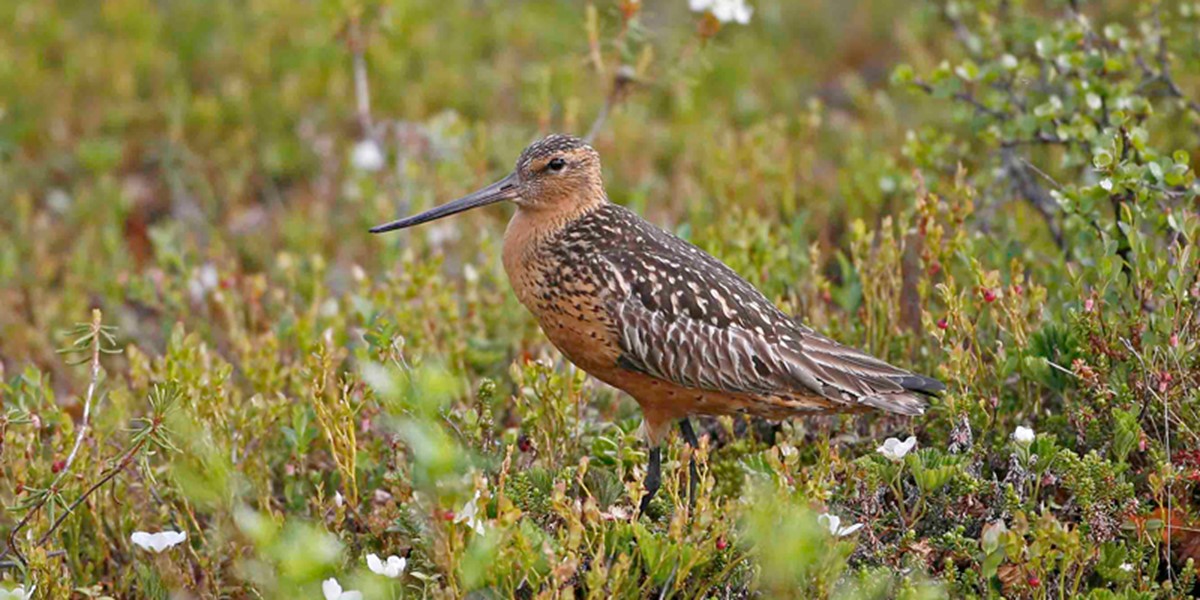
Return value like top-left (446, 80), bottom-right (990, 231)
top-left (585, 65), bottom-right (640, 144)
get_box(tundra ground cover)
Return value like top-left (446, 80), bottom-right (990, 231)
top-left (2, 0), bottom-right (1200, 597)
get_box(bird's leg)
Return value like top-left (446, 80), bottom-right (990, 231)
top-left (639, 446), bottom-right (663, 515)
top-left (678, 418), bottom-right (700, 507)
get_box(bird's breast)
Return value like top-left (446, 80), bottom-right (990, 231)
top-left (503, 210), bottom-right (622, 372)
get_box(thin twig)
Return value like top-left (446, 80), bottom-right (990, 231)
top-left (64, 310), bottom-right (104, 470)
top-left (348, 16), bottom-right (376, 138)
top-left (0, 550), bottom-right (65, 570)
top-left (1001, 148), bottom-right (1066, 250)
top-left (2, 309), bottom-right (107, 566)
top-left (912, 80), bottom-right (1007, 120)
top-left (36, 439), bottom-right (146, 547)
top-left (585, 65), bottom-right (639, 143)
top-left (1122, 338), bottom-right (1174, 584)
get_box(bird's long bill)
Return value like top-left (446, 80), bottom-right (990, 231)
top-left (369, 171), bottom-right (520, 234)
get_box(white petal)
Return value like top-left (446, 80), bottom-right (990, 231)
top-left (820, 514), bottom-right (840, 535)
top-left (839, 523), bottom-right (864, 536)
top-left (366, 553), bottom-right (384, 575)
top-left (130, 531), bottom-right (154, 551)
top-left (876, 437), bottom-right (902, 460)
top-left (1, 586), bottom-right (33, 600)
top-left (386, 555), bottom-right (406, 577)
top-left (456, 491), bottom-right (481, 525)
top-left (350, 139), bottom-right (385, 172)
top-left (322, 578), bottom-right (343, 600)
top-left (689, 0), bottom-right (713, 11)
top-left (160, 530), bottom-right (187, 549)
top-left (1013, 426), bottom-right (1035, 444)
top-left (340, 592), bottom-right (363, 600)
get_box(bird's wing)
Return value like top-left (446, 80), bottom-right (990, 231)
top-left (589, 213), bottom-right (941, 415)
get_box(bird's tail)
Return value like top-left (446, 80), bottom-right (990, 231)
top-left (859, 373), bottom-right (945, 416)
top-left (789, 330), bottom-right (946, 416)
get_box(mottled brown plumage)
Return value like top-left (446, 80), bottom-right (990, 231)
top-left (372, 134), bottom-right (943, 510)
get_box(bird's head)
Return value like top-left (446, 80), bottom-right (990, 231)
top-left (369, 134), bottom-right (604, 234)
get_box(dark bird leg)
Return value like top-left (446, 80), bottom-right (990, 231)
top-left (639, 446), bottom-right (662, 515)
top-left (678, 418), bottom-right (700, 507)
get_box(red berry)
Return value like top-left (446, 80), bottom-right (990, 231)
top-left (936, 318), bottom-right (948, 330)
top-left (51, 459), bottom-right (66, 474)
top-left (716, 537), bottom-right (728, 550)
top-left (518, 435), bottom-right (533, 453)
top-left (442, 510), bottom-right (456, 521)
top-left (982, 289), bottom-right (997, 303)
top-left (1028, 576), bottom-right (1040, 588)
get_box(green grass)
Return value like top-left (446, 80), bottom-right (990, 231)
top-left (2, 0), bottom-right (1200, 597)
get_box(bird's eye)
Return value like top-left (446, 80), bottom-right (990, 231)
top-left (547, 158), bottom-right (567, 172)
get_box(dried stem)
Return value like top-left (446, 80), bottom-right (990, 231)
top-left (2, 309), bottom-right (106, 566)
top-left (64, 310), bottom-right (103, 470)
top-left (348, 16), bottom-right (375, 138)
top-left (36, 438), bottom-right (146, 547)
top-left (585, 65), bottom-right (638, 143)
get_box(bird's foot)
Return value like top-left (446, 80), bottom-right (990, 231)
top-left (679, 418), bottom-right (700, 509)
top-left (638, 446), bottom-right (662, 515)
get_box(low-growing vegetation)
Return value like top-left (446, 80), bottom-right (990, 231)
top-left (2, 0), bottom-right (1199, 597)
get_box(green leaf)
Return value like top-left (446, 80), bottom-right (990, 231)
top-left (1112, 409), bottom-right (1140, 464)
top-left (890, 63), bottom-right (915, 86)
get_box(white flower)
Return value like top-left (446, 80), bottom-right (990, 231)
top-left (188, 263), bottom-right (220, 301)
top-left (366, 553), bottom-right (407, 578)
top-left (130, 530), bottom-right (187, 553)
top-left (689, 0), bottom-right (753, 24)
top-left (0, 585), bottom-right (35, 600)
top-left (817, 513), bottom-right (864, 537)
top-left (454, 491), bottom-right (487, 535)
top-left (1119, 562), bottom-right (1134, 572)
top-left (876, 436), bottom-right (917, 461)
top-left (350, 139), bottom-right (385, 172)
top-left (1012, 426), bottom-right (1035, 445)
top-left (322, 578), bottom-right (363, 600)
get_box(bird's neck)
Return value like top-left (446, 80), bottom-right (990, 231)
top-left (502, 195), bottom-right (607, 297)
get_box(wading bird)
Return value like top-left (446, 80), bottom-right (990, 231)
top-left (371, 134), bottom-right (943, 512)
